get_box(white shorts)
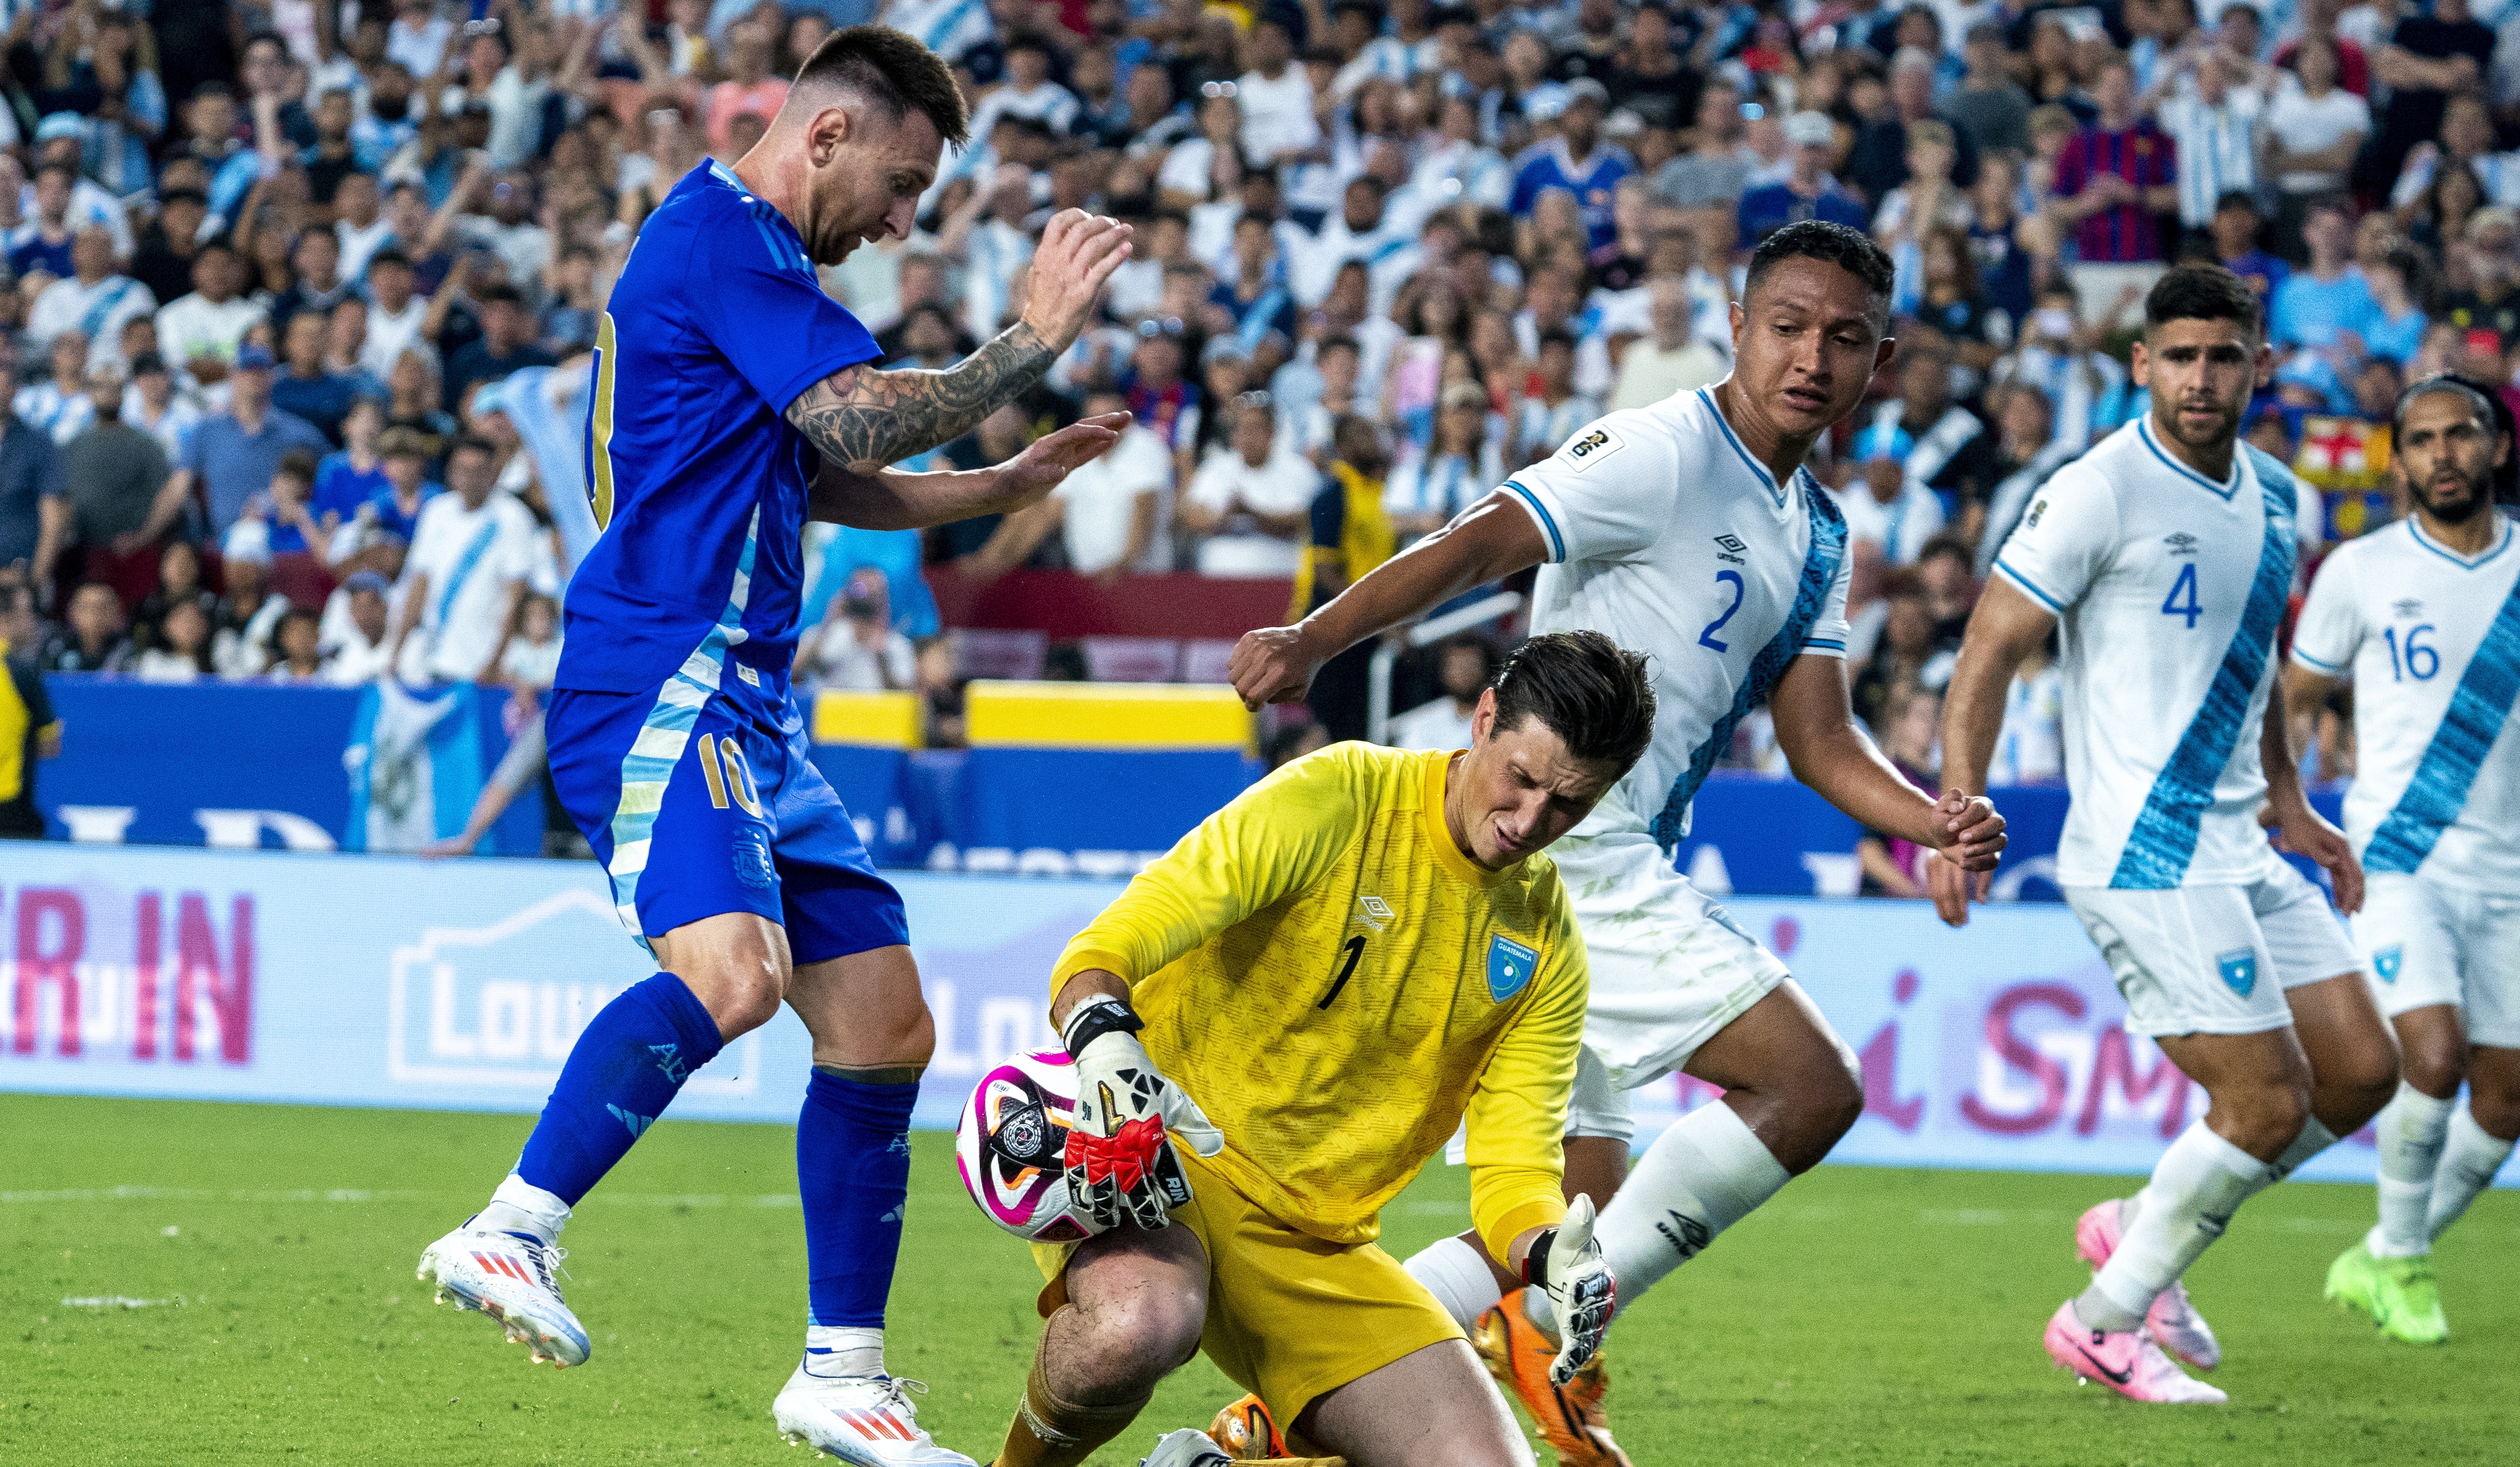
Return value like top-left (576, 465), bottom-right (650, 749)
top-left (1549, 815), bottom-right (1850, 1139)
top-left (2354, 872), bottom-right (2520, 1048)
top-left (2064, 861), bottom-right (2364, 1038)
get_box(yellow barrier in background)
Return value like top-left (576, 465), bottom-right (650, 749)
top-left (810, 689), bottom-right (924, 748)
top-left (962, 681), bottom-right (1254, 751)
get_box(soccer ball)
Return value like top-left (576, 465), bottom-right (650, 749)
top-left (956, 1049), bottom-right (1103, 1243)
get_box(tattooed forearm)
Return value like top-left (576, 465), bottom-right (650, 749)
top-left (785, 322), bottom-right (1056, 469)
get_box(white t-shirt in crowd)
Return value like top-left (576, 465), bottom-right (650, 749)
top-left (1830, 478), bottom-right (1949, 566)
top-left (1054, 424), bottom-right (1172, 574)
top-left (1235, 67), bottom-right (1322, 162)
top-left (1187, 442), bottom-right (1322, 576)
top-left (1990, 421), bottom-right (2300, 889)
top-left (1508, 383), bottom-right (1853, 843)
top-left (1991, 661), bottom-right (2066, 785)
top-left (401, 490), bottom-right (540, 682)
top-left (2291, 512), bottom-right (2520, 890)
top-left (2264, 79), bottom-right (2372, 193)
top-left (1390, 695), bottom-right (1478, 751)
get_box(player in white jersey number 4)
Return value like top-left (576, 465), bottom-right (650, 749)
top-left (2285, 376), bottom-right (2520, 1344)
top-left (1942, 265), bottom-right (2400, 1404)
top-left (1231, 222), bottom-right (2006, 1464)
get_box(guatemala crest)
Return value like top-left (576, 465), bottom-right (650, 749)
top-left (2217, 949), bottom-right (2258, 998)
top-left (2373, 945), bottom-right (2404, 984)
top-left (1487, 935), bottom-right (1539, 1002)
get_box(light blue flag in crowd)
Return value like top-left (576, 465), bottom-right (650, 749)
top-left (343, 682), bottom-right (490, 854)
top-left (498, 364), bottom-right (601, 579)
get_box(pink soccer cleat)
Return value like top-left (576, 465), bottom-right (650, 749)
top-left (2074, 1198), bottom-right (2221, 1370)
top-left (2043, 1300), bottom-right (2227, 1404)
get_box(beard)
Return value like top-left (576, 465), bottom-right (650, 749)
top-left (2413, 470), bottom-right (2494, 523)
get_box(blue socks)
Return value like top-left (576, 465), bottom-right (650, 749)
top-left (798, 1070), bottom-right (918, 1334)
top-left (514, 973), bottom-right (724, 1206)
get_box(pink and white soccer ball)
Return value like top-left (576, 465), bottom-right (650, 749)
top-left (956, 1048), bottom-right (1104, 1243)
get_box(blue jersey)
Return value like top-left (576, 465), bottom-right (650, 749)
top-left (559, 160), bottom-right (884, 695)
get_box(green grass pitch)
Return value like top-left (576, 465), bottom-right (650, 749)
top-left (3, 1094), bottom-right (2512, 1466)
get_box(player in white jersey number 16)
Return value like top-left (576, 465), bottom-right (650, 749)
top-left (2283, 378), bottom-right (2520, 1345)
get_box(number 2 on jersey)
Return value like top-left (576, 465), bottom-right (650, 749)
top-left (1698, 570), bottom-right (1747, 652)
top-left (1318, 935), bottom-right (1366, 1009)
top-left (2161, 563), bottom-right (2202, 629)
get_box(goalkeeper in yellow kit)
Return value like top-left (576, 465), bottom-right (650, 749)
top-left (989, 631), bottom-right (1657, 1467)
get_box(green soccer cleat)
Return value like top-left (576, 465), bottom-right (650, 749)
top-left (2325, 1241), bottom-right (2449, 1345)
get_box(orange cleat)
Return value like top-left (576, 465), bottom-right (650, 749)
top-left (1472, 1298), bottom-right (1633, 1467)
top-left (1207, 1393), bottom-right (1285, 1460)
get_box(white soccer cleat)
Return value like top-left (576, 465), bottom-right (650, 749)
top-left (1141, 1427), bottom-right (1234, 1467)
top-left (416, 1221), bottom-right (590, 1368)
top-left (771, 1365), bottom-right (973, 1465)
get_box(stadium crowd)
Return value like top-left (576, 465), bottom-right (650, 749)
top-left (0, 0), bottom-right (2484, 808)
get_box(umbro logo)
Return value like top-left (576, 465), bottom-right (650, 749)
top-left (1713, 534), bottom-right (1748, 564)
top-left (2164, 533), bottom-right (2200, 556)
top-left (2395, 599), bottom-right (2424, 617)
top-left (1356, 894), bottom-right (1392, 929)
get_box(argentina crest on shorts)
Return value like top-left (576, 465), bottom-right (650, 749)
top-left (1487, 934), bottom-right (1539, 1001)
top-left (2373, 944), bottom-right (2404, 983)
top-left (2217, 948), bottom-right (2258, 998)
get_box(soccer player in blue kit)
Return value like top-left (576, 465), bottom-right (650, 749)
top-left (414, 28), bottom-right (1134, 1465)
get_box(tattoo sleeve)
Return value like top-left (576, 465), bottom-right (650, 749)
top-left (785, 322), bottom-right (1056, 469)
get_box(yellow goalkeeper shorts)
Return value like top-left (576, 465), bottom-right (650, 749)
top-left (1030, 1147), bottom-right (1465, 1427)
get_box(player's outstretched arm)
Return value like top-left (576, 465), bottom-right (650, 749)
top-left (806, 413), bottom-right (1131, 529)
top-left (1933, 576), bottom-right (2056, 923)
top-left (1229, 489), bottom-right (1548, 707)
top-left (1772, 651), bottom-right (2006, 925)
top-left (785, 210), bottom-right (1132, 473)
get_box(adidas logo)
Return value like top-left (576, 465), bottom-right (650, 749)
top-left (608, 1104), bottom-right (655, 1138)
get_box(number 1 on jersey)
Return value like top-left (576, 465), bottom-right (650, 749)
top-left (2161, 563), bottom-right (2202, 629)
top-left (1318, 935), bottom-right (1366, 1009)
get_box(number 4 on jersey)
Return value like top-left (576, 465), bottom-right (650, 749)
top-left (2161, 564), bottom-right (2202, 629)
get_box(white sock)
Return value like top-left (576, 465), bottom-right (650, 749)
top-left (1403, 1234), bottom-right (1505, 1332)
top-left (805, 1325), bottom-right (885, 1379)
top-left (476, 1174), bottom-right (571, 1245)
top-left (2371, 1086), bottom-right (2454, 1256)
top-left (2428, 1102), bottom-right (2517, 1243)
top-left (2077, 1121), bottom-right (2272, 1333)
top-left (1593, 1103), bottom-right (1790, 1316)
top-left (2271, 1116), bottom-right (2341, 1181)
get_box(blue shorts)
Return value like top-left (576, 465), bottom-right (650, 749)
top-left (547, 682), bottom-right (907, 966)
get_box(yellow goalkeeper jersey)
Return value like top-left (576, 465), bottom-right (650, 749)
top-left (1051, 741), bottom-right (1588, 1263)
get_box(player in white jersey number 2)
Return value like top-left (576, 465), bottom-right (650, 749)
top-left (2285, 377), bottom-right (2520, 1344)
top-left (1231, 222), bottom-right (2007, 1464)
top-left (1942, 265), bottom-right (2400, 1405)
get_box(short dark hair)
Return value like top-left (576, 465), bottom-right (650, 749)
top-left (476, 283), bottom-right (526, 310)
top-left (449, 433), bottom-right (499, 461)
top-left (2393, 372), bottom-right (2518, 502)
top-left (1490, 630), bottom-right (1656, 773)
top-left (1745, 221), bottom-right (1894, 325)
top-left (367, 248), bottom-right (413, 273)
top-left (275, 447), bottom-right (320, 483)
top-left (797, 26), bottom-right (972, 150)
top-left (2144, 263), bottom-right (2261, 339)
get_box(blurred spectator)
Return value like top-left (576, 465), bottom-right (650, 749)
top-left (0, 353), bottom-right (63, 589)
top-left (271, 312), bottom-right (367, 446)
top-left (0, 585), bottom-right (58, 839)
top-left (1608, 275), bottom-right (1725, 409)
top-left (2273, 195), bottom-right (2382, 350)
top-left (1862, 342), bottom-right (1998, 507)
top-left (798, 568), bottom-right (917, 692)
top-left (212, 521), bottom-right (289, 678)
top-left (123, 353), bottom-right (203, 467)
top-left (130, 539), bottom-right (214, 655)
top-left (18, 331), bottom-right (98, 445)
top-left (153, 241), bottom-right (263, 386)
top-left (2360, 0), bottom-right (2495, 202)
top-left (1990, 634), bottom-right (2067, 785)
top-left (324, 569), bottom-right (397, 687)
top-left (135, 596), bottom-right (215, 682)
top-left (1950, 25), bottom-right (2033, 156)
top-left (1389, 635), bottom-right (1500, 751)
top-left (1738, 112), bottom-right (1868, 250)
top-left (38, 582), bottom-right (133, 673)
top-left (392, 435), bottom-right (536, 684)
top-left (134, 345), bottom-right (329, 546)
top-left (1856, 684), bottom-right (1942, 897)
top-left (27, 227), bottom-right (155, 358)
top-left (52, 364), bottom-right (170, 596)
top-left (264, 605), bottom-right (329, 683)
top-left (1182, 392), bottom-right (1318, 575)
top-left (1836, 423), bottom-right (1949, 567)
top-left (1514, 330), bottom-right (1603, 468)
top-left (499, 592), bottom-right (564, 689)
top-left (446, 285), bottom-right (554, 416)
top-left (2052, 56), bottom-right (2179, 327)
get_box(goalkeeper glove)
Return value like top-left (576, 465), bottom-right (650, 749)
top-left (1060, 994), bottom-right (1224, 1232)
top-left (1527, 1195), bottom-right (1617, 1386)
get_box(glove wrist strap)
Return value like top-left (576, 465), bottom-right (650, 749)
top-left (1522, 1227), bottom-right (1558, 1292)
top-left (1061, 993), bottom-right (1145, 1056)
